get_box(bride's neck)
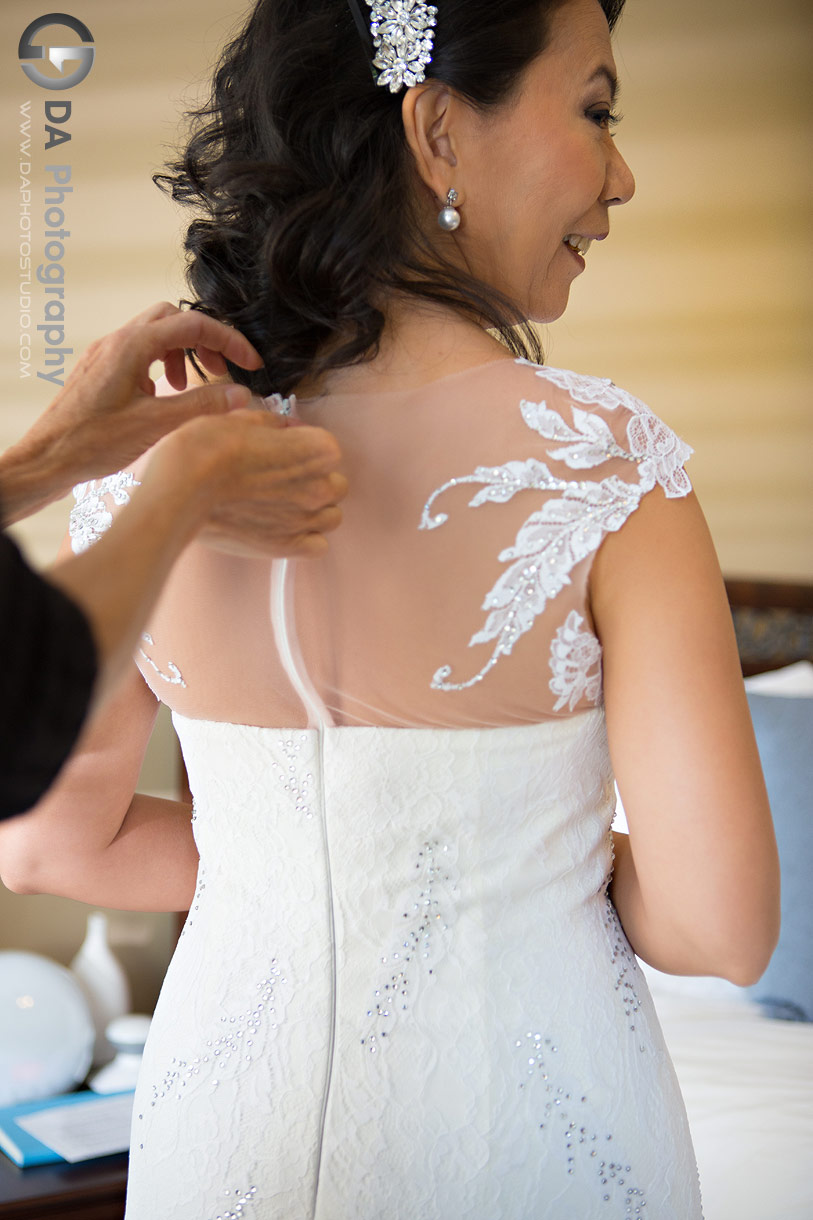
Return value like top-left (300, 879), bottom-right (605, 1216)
top-left (294, 300), bottom-right (514, 399)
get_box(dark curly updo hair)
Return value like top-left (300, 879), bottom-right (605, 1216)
top-left (157, 0), bottom-right (626, 396)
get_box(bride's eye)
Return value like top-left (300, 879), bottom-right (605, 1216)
top-left (587, 107), bottom-right (622, 131)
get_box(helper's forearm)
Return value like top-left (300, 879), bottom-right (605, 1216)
top-left (0, 431), bottom-right (75, 523)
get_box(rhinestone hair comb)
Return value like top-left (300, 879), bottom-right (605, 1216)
top-left (365, 0), bottom-right (438, 94)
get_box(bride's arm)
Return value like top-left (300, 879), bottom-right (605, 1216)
top-left (590, 486), bottom-right (780, 985)
top-left (0, 663), bottom-right (198, 912)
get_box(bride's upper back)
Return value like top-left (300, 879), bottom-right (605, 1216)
top-left (72, 356), bottom-right (691, 730)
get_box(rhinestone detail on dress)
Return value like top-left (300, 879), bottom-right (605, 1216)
top-left (361, 840), bottom-right (456, 1053)
top-left (269, 733), bottom-right (315, 819)
top-left (517, 1031), bottom-right (647, 1214)
top-left (147, 967), bottom-right (284, 1105)
top-left (207, 1185), bottom-right (258, 1220)
top-left (178, 861), bottom-right (205, 939)
top-left (603, 888), bottom-right (647, 1046)
top-left (138, 632), bottom-right (187, 687)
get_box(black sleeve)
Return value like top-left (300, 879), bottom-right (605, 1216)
top-left (0, 531), bottom-right (98, 820)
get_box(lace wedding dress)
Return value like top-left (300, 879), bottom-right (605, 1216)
top-left (72, 359), bottom-right (703, 1219)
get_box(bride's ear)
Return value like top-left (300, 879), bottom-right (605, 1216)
top-left (401, 83), bottom-right (461, 206)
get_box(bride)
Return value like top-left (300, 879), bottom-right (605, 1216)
top-left (1, 0), bottom-right (778, 1216)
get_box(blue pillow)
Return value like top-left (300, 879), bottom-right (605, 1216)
top-left (745, 693), bottom-right (813, 1020)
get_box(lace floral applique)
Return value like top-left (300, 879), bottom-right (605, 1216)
top-left (138, 633), bottom-right (187, 687)
top-left (516, 359), bottom-right (644, 412)
top-left (70, 471), bottom-right (140, 554)
top-left (420, 467), bottom-right (641, 691)
top-left (626, 411), bottom-right (693, 498)
top-left (420, 369), bottom-right (692, 691)
top-left (520, 380), bottom-right (688, 500)
top-left (262, 392), bottom-right (297, 417)
top-left (549, 611), bottom-right (602, 712)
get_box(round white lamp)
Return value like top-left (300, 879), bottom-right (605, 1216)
top-left (0, 950), bottom-right (95, 1106)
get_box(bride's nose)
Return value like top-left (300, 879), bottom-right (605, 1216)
top-left (603, 143), bottom-right (636, 207)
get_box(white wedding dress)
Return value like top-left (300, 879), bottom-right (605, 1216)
top-left (72, 360), bottom-right (704, 1218)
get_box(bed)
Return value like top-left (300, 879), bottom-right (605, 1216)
top-left (644, 965), bottom-right (813, 1220)
top-left (622, 579), bottom-right (813, 1220)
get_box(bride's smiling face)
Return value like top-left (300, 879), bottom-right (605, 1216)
top-left (408, 0), bottom-right (635, 324)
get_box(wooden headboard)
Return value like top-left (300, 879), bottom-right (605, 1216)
top-left (725, 578), bottom-right (813, 677)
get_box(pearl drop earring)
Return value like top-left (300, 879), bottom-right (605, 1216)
top-left (438, 189), bottom-right (461, 232)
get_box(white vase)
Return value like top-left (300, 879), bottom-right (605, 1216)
top-left (69, 912), bottom-right (131, 1067)
top-left (89, 1013), bottom-right (152, 1093)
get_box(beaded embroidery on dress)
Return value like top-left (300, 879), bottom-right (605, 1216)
top-left (75, 360), bottom-right (703, 1217)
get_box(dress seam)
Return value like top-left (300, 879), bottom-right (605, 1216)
top-left (310, 726), bottom-right (338, 1218)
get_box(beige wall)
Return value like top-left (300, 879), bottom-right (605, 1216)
top-left (1, 1), bottom-right (811, 999)
top-left (548, 0), bottom-right (813, 580)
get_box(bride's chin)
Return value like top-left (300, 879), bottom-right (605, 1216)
top-left (525, 291), bottom-right (571, 326)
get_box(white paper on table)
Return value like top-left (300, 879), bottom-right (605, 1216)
top-left (15, 1093), bottom-right (134, 1162)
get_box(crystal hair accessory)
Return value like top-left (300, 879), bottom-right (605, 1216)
top-left (365, 0), bottom-right (438, 94)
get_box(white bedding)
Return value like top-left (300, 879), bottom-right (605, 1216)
top-left (645, 971), bottom-right (813, 1220)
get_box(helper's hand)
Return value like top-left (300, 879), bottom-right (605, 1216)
top-left (27, 301), bottom-right (262, 481)
top-left (146, 409), bottom-right (347, 558)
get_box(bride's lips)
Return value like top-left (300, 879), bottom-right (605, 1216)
top-left (562, 232), bottom-right (609, 269)
top-left (563, 241), bottom-right (587, 270)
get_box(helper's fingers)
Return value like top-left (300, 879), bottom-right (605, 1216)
top-left (146, 311), bottom-right (263, 375)
top-left (162, 345), bottom-right (188, 392)
top-left (289, 532), bottom-right (331, 559)
top-left (326, 471), bottom-right (349, 504)
top-left (291, 472), bottom-right (348, 512)
top-left (308, 503), bottom-right (343, 535)
top-left (193, 345), bottom-right (229, 378)
top-left (259, 422), bottom-right (343, 476)
top-left (283, 507), bottom-right (345, 556)
top-left (162, 382), bottom-right (253, 426)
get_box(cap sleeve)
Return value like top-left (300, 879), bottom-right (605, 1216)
top-left (418, 361), bottom-right (693, 708)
